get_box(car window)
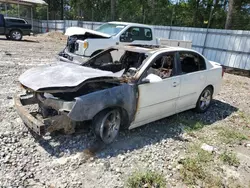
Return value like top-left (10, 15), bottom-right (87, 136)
top-left (95, 23), bottom-right (126, 36)
top-left (5, 19), bottom-right (26, 24)
top-left (179, 52), bottom-right (206, 74)
top-left (0, 14), bottom-right (4, 27)
top-left (145, 53), bottom-right (175, 79)
top-left (120, 27), bottom-right (153, 42)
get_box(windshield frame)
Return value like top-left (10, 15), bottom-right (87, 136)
top-left (82, 47), bottom-right (152, 79)
top-left (95, 23), bottom-right (127, 36)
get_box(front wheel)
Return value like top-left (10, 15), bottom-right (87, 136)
top-left (195, 87), bottom-right (213, 113)
top-left (93, 109), bottom-right (121, 144)
top-left (10, 30), bottom-right (23, 41)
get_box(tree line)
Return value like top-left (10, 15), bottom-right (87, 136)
top-left (1, 0), bottom-right (249, 30)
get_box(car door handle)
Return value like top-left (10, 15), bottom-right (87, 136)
top-left (172, 82), bottom-right (179, 87)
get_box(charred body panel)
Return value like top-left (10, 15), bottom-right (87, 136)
top-left (68, 84), bottom-right (137, 125)
top-left (15, 83), bottom-right (138, 135)
top-left (19, 63), bottom-right (124, 92)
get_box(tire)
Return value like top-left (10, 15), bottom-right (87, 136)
top-left (195, 86), bottom-right (213, 113)
top-left (10, 30), bottom-right (23, 41)
top-left (93, 108), bottom-right (121, 144)
top-left (5, 35), bottom-right (10, 40)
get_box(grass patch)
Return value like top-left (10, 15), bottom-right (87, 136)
top-left (180, 156), bottom-right (222, 187)
top-left (180, 119), bottom-right (205, 132)
top-left (220, 151), bottom-right (240, 167)
top-left (126, 170), bottom-right (166, 188)
top-left (180, 157), bottom-right (205, 185)
top-left (180, 145), bottom-right (221, 187)
top-left (230, 111), bottom-right (250, 129)
top-left (217, 127), bottom-right (248, 144)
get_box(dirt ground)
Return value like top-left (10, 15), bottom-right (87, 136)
top-left (0, 33), bottom-right (249, 187)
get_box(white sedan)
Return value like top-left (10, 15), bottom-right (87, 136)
top-left (15, 45), bottom-right (223, 144)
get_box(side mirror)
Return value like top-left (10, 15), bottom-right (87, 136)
top-left (120, 33), bottom-right (133, 42)
top-left (141, 74), bottom-right (162, 84)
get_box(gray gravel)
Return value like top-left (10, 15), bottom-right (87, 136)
top-left (0, 34), bottom-right (249, 187)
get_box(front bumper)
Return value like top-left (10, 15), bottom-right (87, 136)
top-left (14, 94), bottom-right (45, 135)
top-left (58, 48), bottom-right (89, 64)
top-left (14, 93), bottom-right (75, 135)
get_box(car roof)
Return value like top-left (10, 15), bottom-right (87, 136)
top-left (108, 21), bottom-right (153, 28)
top-left (5, 17), bottom-right (26, 21)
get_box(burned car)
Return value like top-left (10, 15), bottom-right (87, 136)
top-left (15, 45), bottom-right (223, 144)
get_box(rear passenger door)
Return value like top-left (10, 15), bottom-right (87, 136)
top-left (176, 51), bottom-right (207, 112)
top-left (119, 27), bottom-right (154, 45)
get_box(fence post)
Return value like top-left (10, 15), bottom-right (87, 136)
top-left (202, 1), bottom-right (214, 55)
top-left (64, 20), bottom-right (66, 33)
top-left (201, 29), bottom-right (209, 55)
top-left (168, 26), bottom-right (172, 39)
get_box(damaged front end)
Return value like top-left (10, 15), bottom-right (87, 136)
top-left (15, 81), bottom-right (137, 136)
top-left (15, 91), bottom-right (76, 135)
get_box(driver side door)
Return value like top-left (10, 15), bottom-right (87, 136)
top-left (130, 52), bottom-right (181, 129)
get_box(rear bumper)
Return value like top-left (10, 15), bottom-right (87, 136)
top-left (14, 93), bottom-right (76, 135)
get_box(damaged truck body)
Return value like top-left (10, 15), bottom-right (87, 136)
top-left (58, 21), bottom-right (192, 63)
top-left (16, 45), bottom-right (223, 144)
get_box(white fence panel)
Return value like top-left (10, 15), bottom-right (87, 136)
top-left (37, 20), bottom-right (250, 70)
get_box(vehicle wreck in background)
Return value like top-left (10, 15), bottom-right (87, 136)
top-left (16, 45), bottom-right (223, 144)
top-left (58, 21), bottom-right (192, 63)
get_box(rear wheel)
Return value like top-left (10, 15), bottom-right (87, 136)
top-left (10, 30), bottom-right (23, 41)
top-left (93, 109), bottom-right (121, 144)
top-left (195, 87), bottom-right (213, 113)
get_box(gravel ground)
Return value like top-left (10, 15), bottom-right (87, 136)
top-left (0, 34), bottom-right (249, 187)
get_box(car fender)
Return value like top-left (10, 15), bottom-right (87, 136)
top-left (68, 84), bottom-right (137, 123)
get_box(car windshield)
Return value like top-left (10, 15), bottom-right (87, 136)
top-left (95, 23), bottom-right (126, 36)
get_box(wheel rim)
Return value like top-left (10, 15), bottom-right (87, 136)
top-left (199, 89), bottom-right (212, 110)
top-left (100, 110), bottom-right (121, 144)
top-left (12, 31), bottom-right (21, 40)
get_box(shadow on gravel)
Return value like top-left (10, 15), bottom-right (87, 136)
top-left (0, 38), bottom-right (39, 43)
top-left (33, 99), bottom-right (238, 159)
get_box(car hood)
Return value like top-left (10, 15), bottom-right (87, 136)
top-left (65, 27), bottom-right (111, 38)
top-left (19, 62), bottom-right (124, 91)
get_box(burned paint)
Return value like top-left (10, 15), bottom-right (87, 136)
top-left (68, 83), bottom-right (137, 125)
top-left (19, 63), bottom-right (124, 92)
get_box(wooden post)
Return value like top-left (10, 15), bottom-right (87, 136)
top-left (18, 3), bottom-right (20, 17)
top-left (47, 6), bottom-right (49, 32)
top-left (5, 3), bottom-right (7, 17)
top-left (31, 6), bottom-right (33, 31)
